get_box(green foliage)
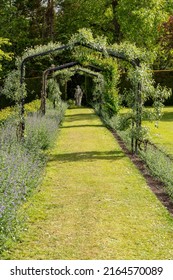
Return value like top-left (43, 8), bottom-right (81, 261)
top-left (0, 2), bottom-right (30, 55)
top-left (0, 100), bottom-right (41, 125)
top-left (0, 0), bottom-right (172, 83)
top-left (2, 27), bottom-right (171, 152)
top-left (56, 0), bottom-right (115, 43)
top-left (16, 41), bottom-right (62, 67)
top-left (67, 99), bottom-right (76, 108)
top-left (126, 63), bottom-right (171, 117)
top-left (47, 78), bottom-right (62, 107)
top-left (0, 37), bottom-right (13, 72)
top-left (70, 27), bottom-right (108, 50)
top-left (117, 0), bottom-right (169, 49)
top-left (92, 76), bottom-right (105, 102)
top-left (101, 68), bottom-right (171, 150)
top-left (108, 112), bottom-right (132, 131)
top-left (24, 99), bottom-right (41, 114)
top-left (2, 41), bottom-right (62, 104)
top-left (2, 69), bottom-right (27, 103)
top-left (71, 28), bottom-right (164, 124)
top-left (0, 106), bottom-right (16, 124)
top-left (71, 29), bottom-right (121, 116)
top-left (54, 68), bottom-right (74, 85)
top-left (117, 63), bottom-right (171, 148)
top-left (0, 0), bottom-right (55, 55)
top-left (111, 41), bottom-right (156, 64)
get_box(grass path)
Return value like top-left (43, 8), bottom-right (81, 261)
top-left (3, 108), bottom-right (173, 259)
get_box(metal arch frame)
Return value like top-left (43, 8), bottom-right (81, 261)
top-left (20, 41), bottom-right (140, 116)
top-left (40, 62), bottom-right (104, 115)
top-left (40, 62), bottom-right (79, 115)
top-left (70, 66), bottom-right (103, 77)
top-left (19, 40), bottom-right (141, 153)
top-left (70, 66), bottom-right (104, 112)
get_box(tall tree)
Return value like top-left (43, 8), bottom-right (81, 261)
top-left (158, 15), bottom-right (173, 68)
top-left (0, 0), bottom-right (57, 56)
top-left (161, 15), bottom-right (173, 51)
top-left (45, 0), bottom-right (55, 41)
top-left (0, 1), bottom-right (30, 55)
top-left (111, 0), bottom-right (121, 42)
top-left (55, 0), bottom-right (120, 43)
top-left (116, 0), bottom-right (169, 49)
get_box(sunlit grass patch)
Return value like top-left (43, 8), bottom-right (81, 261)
top-left (143, 106), bottom-right (173, 157)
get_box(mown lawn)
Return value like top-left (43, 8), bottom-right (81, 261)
top-left (143, 106), bottom-right (173, 157)
top-left (2, 108), bottom-right (173, 260)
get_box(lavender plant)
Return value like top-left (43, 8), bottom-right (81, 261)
top-left (0, 102), bottom-right (67, 252)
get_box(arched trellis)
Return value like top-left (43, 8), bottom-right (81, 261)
top-left (70, 66), bottom-right (104, 105)
top-left (40, 62), bottom-right (104, 115)
top-left (40, 62), bottom-right (79, 115)
top-left (19, 40), bottom-right (141, 153)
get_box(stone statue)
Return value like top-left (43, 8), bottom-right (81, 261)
top-left (74, 85), bottom-right (83, 106)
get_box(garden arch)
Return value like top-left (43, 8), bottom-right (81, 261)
top-left (19, 40), bottom-right (142, 152)
top-left (41, 62), bottom-right (104, 114)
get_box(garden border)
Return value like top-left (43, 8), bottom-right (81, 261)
top-left (109, 128), bottom-right (173, 216)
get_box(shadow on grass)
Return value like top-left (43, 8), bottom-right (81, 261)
top-left (49, 150), bottom-right (125, 162)
top-left (65, 112), bottom-right (98, 122)
top-left (62, 124), bottom-right (104, 128)
top-left (160, 111), bottom-right (173, 122)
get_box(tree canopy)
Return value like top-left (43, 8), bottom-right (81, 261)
top-left (1, 0), bottom-right (172, 54)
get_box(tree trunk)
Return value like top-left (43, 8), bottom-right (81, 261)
top-left (111, 0), bottom-right (121, 42)
top-left (45, 0), bottom-right (54, 41)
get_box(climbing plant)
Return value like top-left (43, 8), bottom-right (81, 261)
top-left (2, 69), bottom-right (26, 104)
top-left (69, 29), bottom-right (171, 152)
top-left (118, 63), bottom-right (171, 152)
top-left (47, 78), bottom-right (62, 108)
top-left (53, 65), bottom-right (105, 106)
top-left (2, 28), bottom-right (171, 153)
top-left (70, 31), bottom-right (120, 116)
top-left (2, 41), bottom-right (63, 103)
